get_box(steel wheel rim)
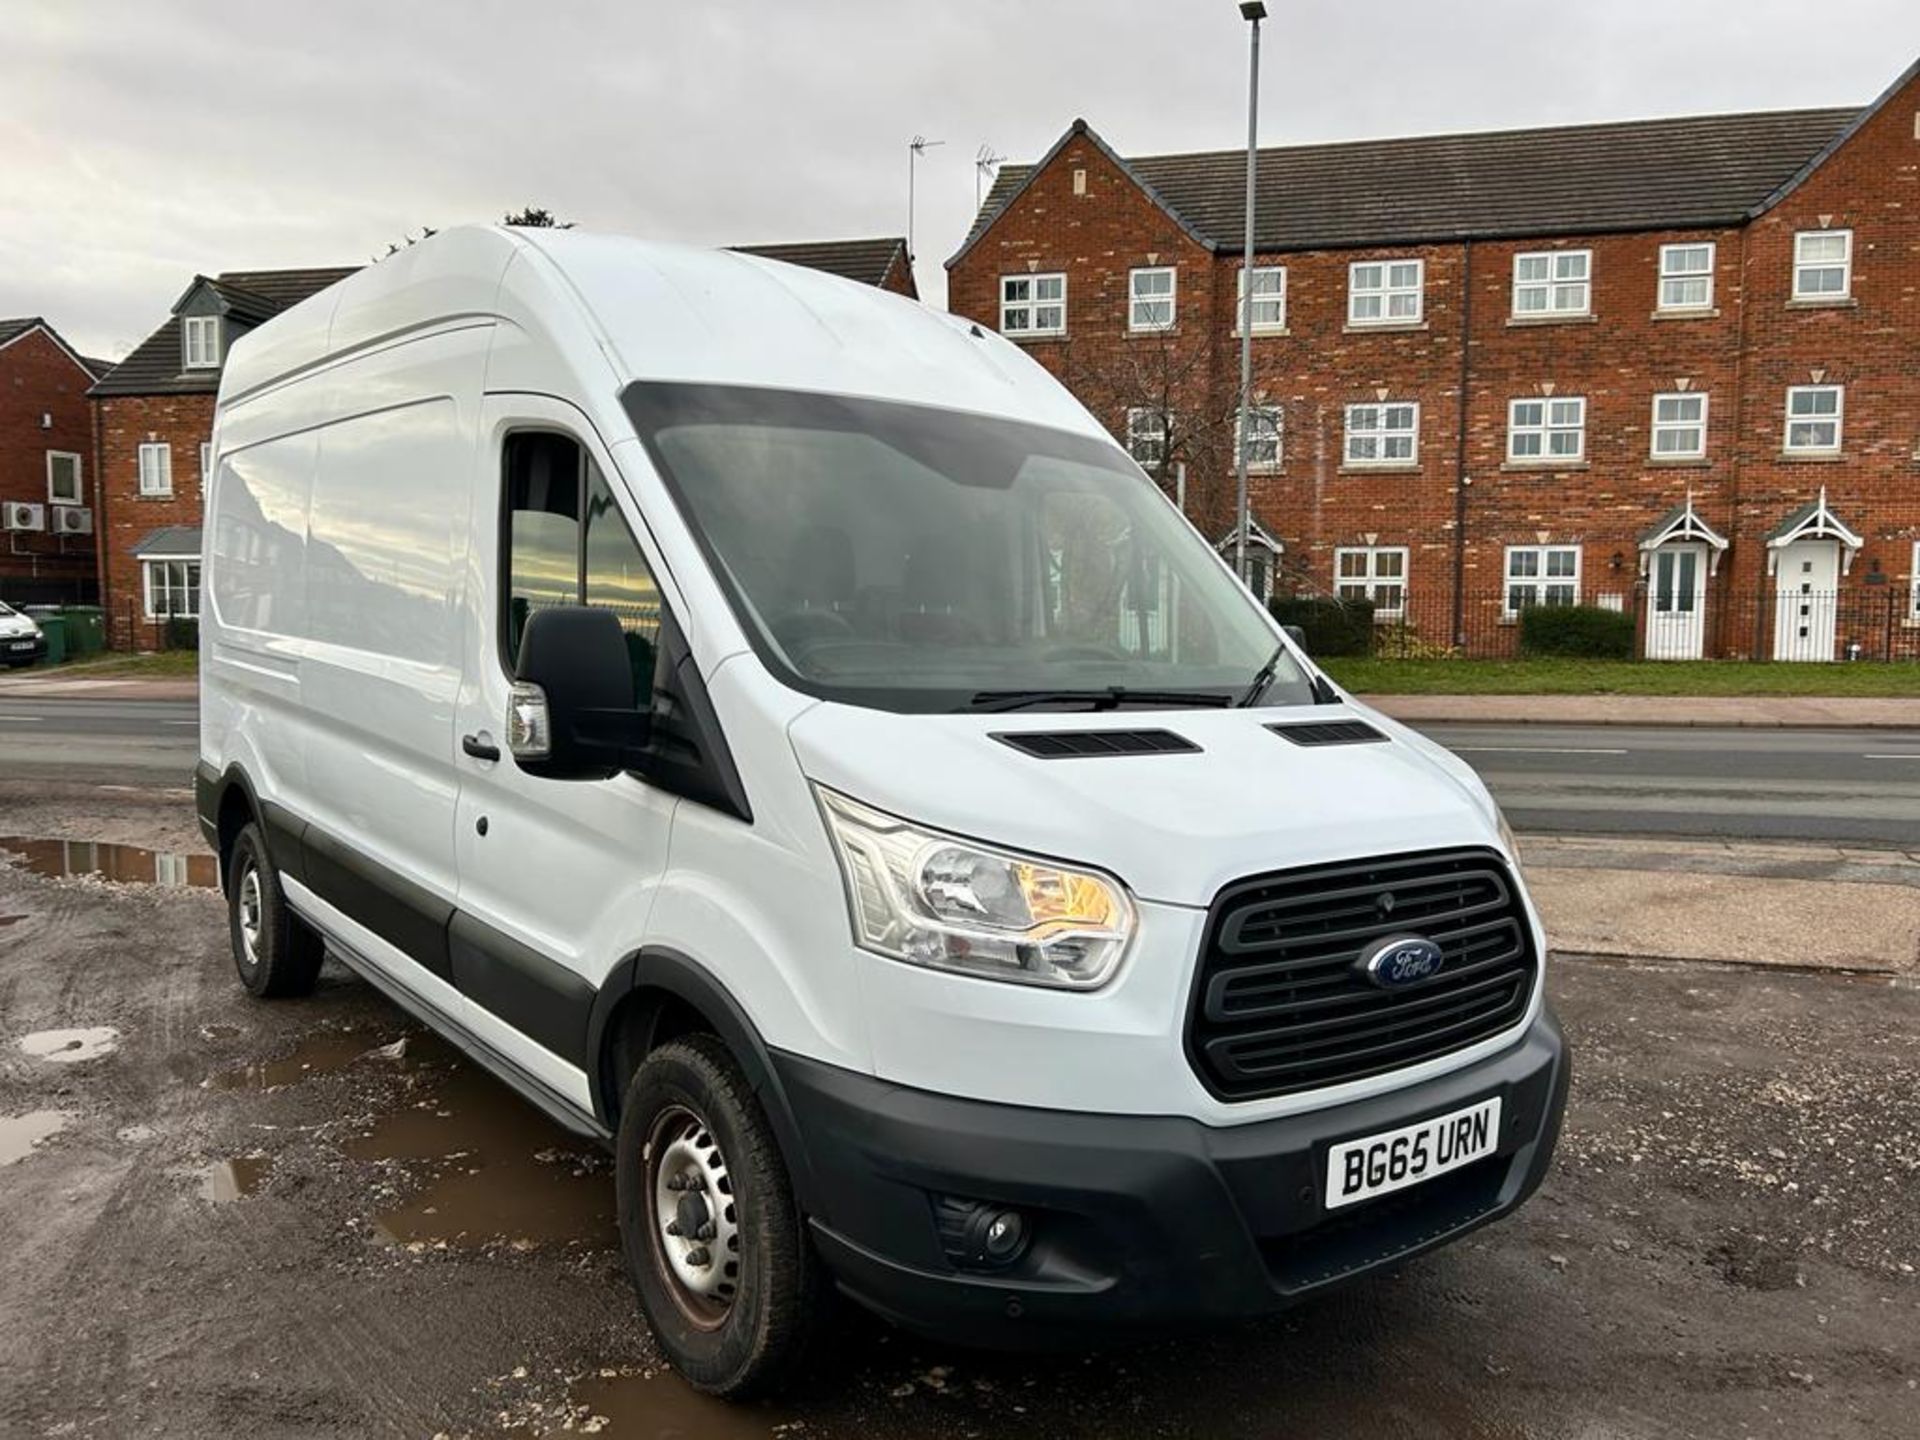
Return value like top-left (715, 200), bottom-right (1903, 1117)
top-left (644, 1104), bottom-right (741, 1327)
top-left (237, 864), bottom-right (264, 967)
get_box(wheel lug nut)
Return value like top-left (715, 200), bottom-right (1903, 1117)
top-left (665, 1220), bottom-right (682, 1237)
top-left (686, 1246), bottom-right (711, 1267)
top-left (696, 1222), bottom-right (716, 1241)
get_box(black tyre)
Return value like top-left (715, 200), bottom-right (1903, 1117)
top-left (616, 1034), bottom-right (821, 1397)
top-left (225, 821), bottom-right (324, 999)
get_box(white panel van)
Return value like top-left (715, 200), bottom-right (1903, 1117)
top-left (197, 226), bottom-right (1568, 1396)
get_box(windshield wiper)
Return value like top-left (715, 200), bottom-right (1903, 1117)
top-left (964, 687), bottom-right (1233, 714)
top-left (1237, 643), bottom-right (1286, 708)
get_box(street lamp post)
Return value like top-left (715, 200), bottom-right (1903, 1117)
top-left (1234, 1), bottom-right (1265, 589)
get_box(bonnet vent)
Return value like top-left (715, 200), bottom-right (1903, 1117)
top-left (1267, 720), bottom-right (1387, 747)
top-left (993, 729), bottom-right (1200, 759)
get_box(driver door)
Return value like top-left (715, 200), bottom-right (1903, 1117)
top-left (451, 394), bottom-right (679, 1110)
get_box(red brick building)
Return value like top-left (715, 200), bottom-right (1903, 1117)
top-left (90, 267), bottom-right (358, 648)
top-left (948, 58), bottom-right (1920, 660)
top-left (0, 319), bottom-right (111, 606)
top-left (731, 237), bottom-right (918, 298)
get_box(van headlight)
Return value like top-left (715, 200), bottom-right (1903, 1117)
top-left (815, 787), bottom-right (1134, 990)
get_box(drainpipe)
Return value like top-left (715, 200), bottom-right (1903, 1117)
top-left (1451, 238), bottom-right (1473, 649)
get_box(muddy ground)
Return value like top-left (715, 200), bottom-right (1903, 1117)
top-left (1, 786), bottom-right (1916, 1440)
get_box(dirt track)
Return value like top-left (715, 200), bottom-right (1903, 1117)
top-left (1, 791), bottom-right (1916, 1439)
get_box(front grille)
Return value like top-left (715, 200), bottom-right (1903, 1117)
top-left (1187, 848), bottom-right (1537, 1100)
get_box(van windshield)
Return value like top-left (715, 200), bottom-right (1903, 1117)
top-left (623, 383), bottom-right (1311, 713)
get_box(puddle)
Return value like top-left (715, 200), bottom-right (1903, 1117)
top-left (200, 1155), bottom-right (273, 1203)
top-left (0, 1109), bottom-right (75, 1166)
top-left (0, 835), bottom-right (217, 889)
top-left (209, 1027), bottom-right (396, 1090)
top-left (18, 1026), bottom-right (120, 1063)
top-left (492, 1367), bottom-right (796, 1439)
top-left (346, 1038), bottom-right (614, 1250)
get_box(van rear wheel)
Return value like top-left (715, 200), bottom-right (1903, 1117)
top-left (226, 822), bottom-right (324, 998)
top-left (616, 1034), bottom-right (821, 1397)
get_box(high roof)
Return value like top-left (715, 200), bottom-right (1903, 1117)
top-left (91, 266), bottom-right (358, 397)
top-left (951, 104), bottom-right (1861, 264)
top-left (729, 237), bottom-right (914, 294)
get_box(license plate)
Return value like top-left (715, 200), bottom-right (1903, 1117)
top-left (1325, 1096), bottom-right (1501, 1210)
top-left (7, 641), bottom-right (31, 652)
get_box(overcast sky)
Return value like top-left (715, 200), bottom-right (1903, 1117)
top-left (5, 0), bottom-right (1917, 359)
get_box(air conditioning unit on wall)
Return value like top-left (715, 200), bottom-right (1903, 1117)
top-left (52, 505), bottom-right (93, 536)
top-left (3, 502), bottom-right (46, 532)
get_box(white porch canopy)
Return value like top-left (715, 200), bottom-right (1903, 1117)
top-left (1764, 487), bottom-right (1864, 576)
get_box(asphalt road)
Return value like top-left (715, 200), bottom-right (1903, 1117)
top-left (4, 697), bottom-right (1919, 848)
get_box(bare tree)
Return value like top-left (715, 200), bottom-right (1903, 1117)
top-left (501, 207), bottom-right (573, 229)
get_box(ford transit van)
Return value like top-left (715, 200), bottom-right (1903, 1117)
top-left (196, 226), bottom-right (1568, 1396)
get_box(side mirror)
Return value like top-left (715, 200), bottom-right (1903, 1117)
top-left (509, 606), bottom-right (651, 780)
top-left (1282, 624), bottom-right (1308, 653)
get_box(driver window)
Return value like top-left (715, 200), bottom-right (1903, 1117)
top-left (503, 431), bottom-right (662, 702)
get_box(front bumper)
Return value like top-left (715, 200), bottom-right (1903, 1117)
top-left (774, 1008), bottom-right (1568, 1346)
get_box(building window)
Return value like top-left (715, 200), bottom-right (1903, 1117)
top-left (182, 315), bottom-right (220, 369)
top-left (1658, 243), bottom-right (1715, 311)
top-left (1237, 405), bottom-right (1283, 470)
top-left (1349, 259), bottom-right (1424, 325)
top-left (1237, 265), bottom-right (1287, 333)
top-left (1505, 545), bottom-right (1580, 613)
top-left (1508, 396), bottom-right (1587, 462)
top-left (1124, 407), bottom-right (1168, 469)
top-left (1128, 266), bottom-right (1176, 332)
top-left (1792, 230), bottom-right (1853, 300)
top-left (1343, 402), bottom-right (1419, 466)
top-left (1650, 393), bottom-right (1708, 459)
top-left (138, 442), bottom-right (173, 496)
top-left (200, 441), bottom-right (214, 487)
top-left (1335, 546), bottom-right (1408, 617)
top-left (1912, 541), bottom-right (1920, 621)
top-left (142, 559), bottom-right (201, 619)
top-left (46, 451), bottom-right (83, 505)
top-left (1784, 385), bottom-right (1843, 453)
top-left (1000, 273), bottom-right (1066, 336)
top-left (1512, 250), bottom-right (1591, 317)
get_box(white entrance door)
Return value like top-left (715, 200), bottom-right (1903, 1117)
top-left (1772, 539), bottom-right (1841, 661)
top-left (1646, 545), bottom-right (1707, 660)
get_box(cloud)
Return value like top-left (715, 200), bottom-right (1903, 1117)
top-left (3, 0), bottom-right (1915, 356)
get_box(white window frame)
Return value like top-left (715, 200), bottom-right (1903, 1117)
top-left (1343, 401), bottom-right (1420, 467)
top-left (1512, 249), bottom-right (1591, 317)
top-left (1237, 405), bottom-right (1283, 471)
top-left (999, 273), bottom-right (1066, 337)
top-left (1650, 392), bottom-right (1708, 460)
top-left (200, 441), bottom-right (214, 486)
top-left (46, 450), bottom-right (83, 506)
top-left (1124, 407), bottom-right (1168, 469)
top-left (1792, 229), bottom-right (1853, 301)
top-left (1334, 545), bottom-right (1409, 618)
top-left (1236, 265), bottom-right (1287, 334)
top-left (141, 557), bottom-right (201, 620)
top-left (1348, 258), bottom-right (1425, 326)
top-left (1507, 396), bottom-right (1587, 463)
top-left (182, 314), bottom-right (220, 369)
top-left (1911, 541), bottom-right (1920, 621)
top-left (1657, 243), bottom-right (1715, 312)
top-left (1504, 545), bottom-right (1581, 615)
top-left (1128, 266), bottom-right (1176, 332)
top-left (137, 442), bottom-right (173, 497)
top-left (1784, 384), bottom-right (1844, 454)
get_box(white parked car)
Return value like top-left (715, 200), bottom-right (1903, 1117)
top-left (0, 601), bottom-right (46, 667)
top-left (196, 226), bottom-right (1568, 1397)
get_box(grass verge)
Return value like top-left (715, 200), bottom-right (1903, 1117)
top-left (1320, 657), bottom-right (1920, 697)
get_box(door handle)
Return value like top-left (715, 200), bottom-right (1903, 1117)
top-left (462, 731), bottom-right (501, 762)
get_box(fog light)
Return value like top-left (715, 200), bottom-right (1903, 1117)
top-left (933, 1195), bottom-right (1031, 1271)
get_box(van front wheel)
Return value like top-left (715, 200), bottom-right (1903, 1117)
top-left (616, 1034), bottom-right (820, 1397)
top-left (225, 822), bottom-right (324, 998)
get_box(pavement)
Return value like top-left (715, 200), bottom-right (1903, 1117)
top-left (2, 790), bottom-right (1918, 1439)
